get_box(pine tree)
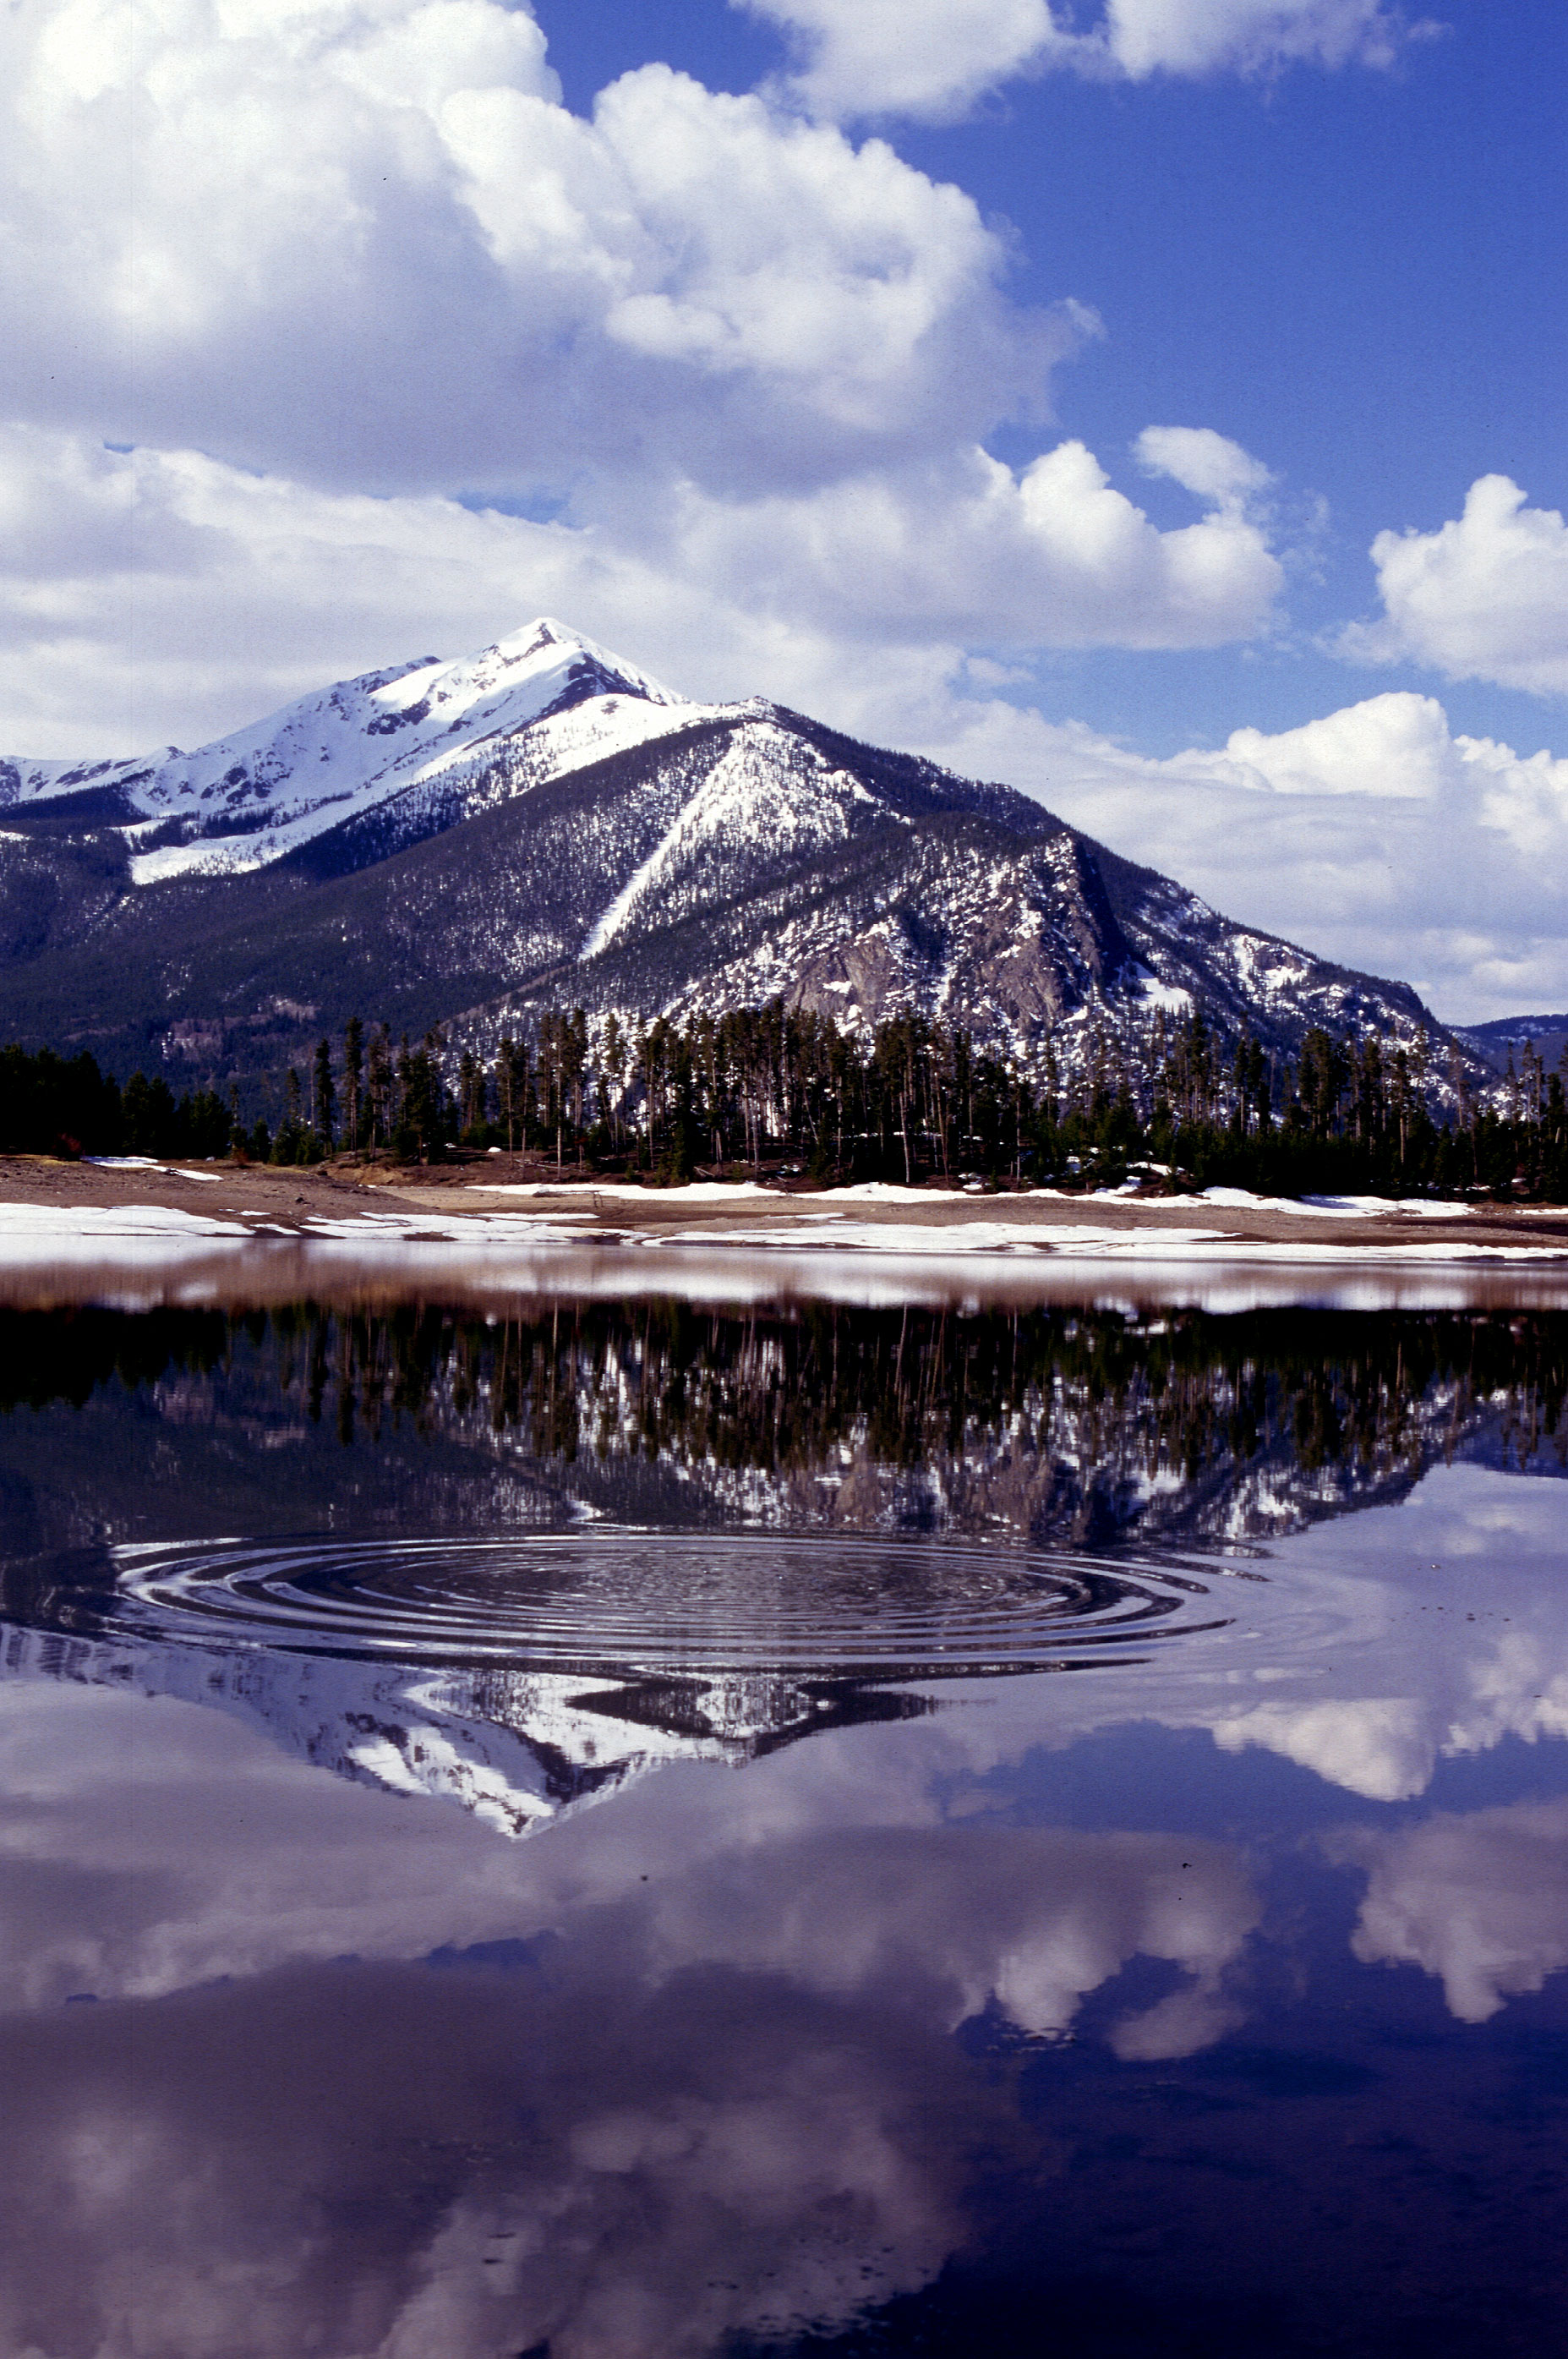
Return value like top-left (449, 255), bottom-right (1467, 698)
top-left (366, 1026), bottom-right (393, 1149)
top-left (342, 1016), bottom-right (364, 1151)
top-left (494, 1034), bottom-right (527, 1152)
top-left (602, 1014), bottom-right (626, 1151)
top-left (312, 1037), bottom-right (336, 1149)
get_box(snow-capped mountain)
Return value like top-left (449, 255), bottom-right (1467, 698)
top-left (0, 619), bottom-right (689, 884)
top-left (0, 617), bottom-right (1467, 1080)
top-left (1454, 1013), bottom-right (1568, 1078)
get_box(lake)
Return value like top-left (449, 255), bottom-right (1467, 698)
top-left (0, 1251), bottom-right (1565, 2357)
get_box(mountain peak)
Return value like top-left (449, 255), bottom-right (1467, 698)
top-left (455, 617), bottom-right (687, 714)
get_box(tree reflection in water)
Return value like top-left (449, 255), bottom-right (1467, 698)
top-left (0, 1296), bottom-right (1560, 1556)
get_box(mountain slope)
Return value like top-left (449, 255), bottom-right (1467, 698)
top-left (0, 619), bottom-right (1467, 1085)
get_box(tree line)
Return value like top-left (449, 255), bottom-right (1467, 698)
top-left (264, 1000), bottom-right (1568, 1200)
top-left (2, 999), bottom-right (1566, 1199)
top-left (0, 1046), bottom-right (232, 1161)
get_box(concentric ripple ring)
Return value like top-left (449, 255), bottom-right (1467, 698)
top-left (90, 1531), bottom-right (1233, 1678)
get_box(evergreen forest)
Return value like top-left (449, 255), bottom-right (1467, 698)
top-left (2, 1000), bottom-right (1566, 1201)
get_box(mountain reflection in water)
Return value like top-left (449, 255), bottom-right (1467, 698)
top-left (0, 1294), bottom-right (1559, 1827)
top-left (0, 1289), bottom-right (1565, 2357)
top-left (2, 1529), bottom-right (1234, 1834)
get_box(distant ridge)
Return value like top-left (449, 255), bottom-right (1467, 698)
top-left (1454, 1015), bottom-right (1568, 1078)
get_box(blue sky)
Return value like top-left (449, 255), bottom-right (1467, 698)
top-left (1, 0), bottom-right (1565, 1015)
top-left (534, 0), bottom-right (1566, 752)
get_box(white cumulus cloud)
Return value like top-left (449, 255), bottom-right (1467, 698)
top-left (1346, 474), bottom-right (1568, 698)
top-left (738, 0), bottom-right (1429, 120)
top-left (1135, 421), bottom-right (1274, 509)
top-left (0, 0), bottom-right (1069, 492)
top-left (671, 431), bottom-right (1283, 649)
top-left (0, 424), bottom-right (1286, 758)
top-left (1224, 691), bottom-right (1459, 798)
top-left (1096, 0), bottom-right (1424, 78)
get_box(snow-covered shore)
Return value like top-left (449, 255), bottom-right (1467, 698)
top-left (0, 1163), bottom-right (1565, 1316)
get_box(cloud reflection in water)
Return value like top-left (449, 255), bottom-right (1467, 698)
top-left (0, 1289), bottom-right (1565, 2352)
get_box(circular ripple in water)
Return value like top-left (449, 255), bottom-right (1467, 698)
top-left (99, 1532), bottom-right (1232, 1678)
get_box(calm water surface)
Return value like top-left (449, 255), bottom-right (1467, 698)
top-left (0, 1266), bottom-right (1566, 2356)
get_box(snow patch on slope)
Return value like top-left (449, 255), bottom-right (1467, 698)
top-left (581, 720), bottom-right (877, 959)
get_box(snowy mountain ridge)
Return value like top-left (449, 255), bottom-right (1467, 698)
top-left (0, 619), bottom-right (694, 884)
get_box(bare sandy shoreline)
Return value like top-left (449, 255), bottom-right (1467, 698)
top-left (0, 1152), bottom-right (1565, 1262)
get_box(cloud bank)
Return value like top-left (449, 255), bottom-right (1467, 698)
top-left (0, 0), bottom-right (1289, 727)
top-left (2, 0), bottom-right (1078, 491)
top-left (0, 424), bottom-right (1284, 753)
top-left (739, 0), bottom-right (1428, 120)
top-left (5, 422), bottom-right (1568, 1018)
